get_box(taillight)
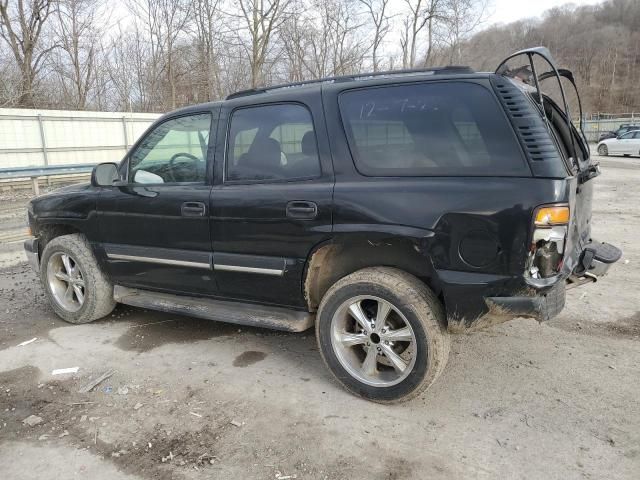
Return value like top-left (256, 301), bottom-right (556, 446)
top-left (528, 205), bottom-right (569, 279)
top-left (534, 206), bottom-right (570, 226)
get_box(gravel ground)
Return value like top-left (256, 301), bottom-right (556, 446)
top-left (0, 156), bottom-right (638, 480)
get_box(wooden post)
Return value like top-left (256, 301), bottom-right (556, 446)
top-left (31, 176), bottom-right (40, 196)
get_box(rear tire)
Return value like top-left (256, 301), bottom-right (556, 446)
top-left (40, 234), bottom-right (116, 324)
top-left (316, 267), bottom-right (450, 403)
top-left (598, 144), bottom-right (608, 156)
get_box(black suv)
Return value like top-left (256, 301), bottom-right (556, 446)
top-left (24, 48), bottom-right (621, 403)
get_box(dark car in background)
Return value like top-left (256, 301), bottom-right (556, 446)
top-left (23, 47), bottom-right (621, 403)
top-left (598, 123), bottom-right (640, 142)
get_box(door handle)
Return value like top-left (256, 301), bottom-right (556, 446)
top-left (181, 201), bottom-right (206, 217)
top-left (286, 201), bottom-right (318, 219)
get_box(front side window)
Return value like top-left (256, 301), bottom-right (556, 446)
top-left (339, 82), bottom-right (529, 176)
top-left (130, 113), bottom-right (211, 184)
top-left (226, 104), bottom-right (320, 182)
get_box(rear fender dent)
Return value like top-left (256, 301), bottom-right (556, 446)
top-left (303, 236), bottom-right (439, 311)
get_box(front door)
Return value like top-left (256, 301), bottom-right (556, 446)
top-left (210, 95), bottom-right (334, 308)
top-left (97, 110), bottom-right (218, 295)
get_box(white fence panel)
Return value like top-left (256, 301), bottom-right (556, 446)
top-left (0, 108), bottom-right (161, 169)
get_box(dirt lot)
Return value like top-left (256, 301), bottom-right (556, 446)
top-left (0, 156), bottom-right (638, 480)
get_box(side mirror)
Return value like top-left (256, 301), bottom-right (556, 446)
top-left (91, 163), bottom-right (120, 187)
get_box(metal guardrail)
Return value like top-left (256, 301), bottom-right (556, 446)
top-left (0, 164), bottom-right (96, 195)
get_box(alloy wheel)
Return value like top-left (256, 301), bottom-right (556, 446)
top-left (330, 295), bottom-right (418, 387)
top-left (46, 252), bottom-right (85, 312)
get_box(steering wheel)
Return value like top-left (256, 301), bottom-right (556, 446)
top-left (168, 152), bottom-right (200, 182)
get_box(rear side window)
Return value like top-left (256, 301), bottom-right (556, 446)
top-left (339, 82), bottom-right (529, 176)
top-left (226, 104), bottom-right (321, 182)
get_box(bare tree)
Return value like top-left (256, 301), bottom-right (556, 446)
top-left (236, 0), bottom-right (293, 88)
top-left (0, 0), bottom-right (637, 115)
top-left (0, 0), bottom-right (57, 107)
top-left (0, 49), bottom-right (22, 106)
top-left (280, 11), bottom-right (310, 82)
top-left (312, 0), bottom-right (366, 77)
top-left (399, 0), bottom-right (443, 68)
top-left (439, 0), bottom-right (487, 64)
top-left (128, 0), bottom-right (192, 109)
top-left (192, 0), bottom-right (222, 101)
top-left (105, 25), bottom-right (143, 111)
top-left (358, 0), bottom-right (390, 71)
top-left (53, 0), bottom-right (104, 109)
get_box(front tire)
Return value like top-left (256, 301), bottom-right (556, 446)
top-left (40, 234), bottom-right (116, 324)
top-left (598, 144), bottom-right (608, 156)
top-left (316, 267), bottom-right (450, 403)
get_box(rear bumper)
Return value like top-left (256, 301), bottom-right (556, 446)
top-left (23, 237), bottom-right (39, 273)
top-left (440, 240), bottom-right (621, 332)
top-left (486, 282), bottom-right (565, 323)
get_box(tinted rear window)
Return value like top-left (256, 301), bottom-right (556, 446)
top-left (226, 104), bottom-right (321, 182)
top-left (339, 82), bottom-right (529, 176)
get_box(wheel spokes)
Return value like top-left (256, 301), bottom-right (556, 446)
top-left (64, 284), bottom-right (75, 303)
top-left (337, 331), bottom-right (368, 347)
top-left (380, 344), bottom-right (408, 373)
top-left (382, 326), bottom-right (413, 342)
top-left (374, 300), bottom-right (391, 333)
top-left (69, 264), bottom-right (80, 280)
top-left (72, 285), bottom-right (84, 305)
top-left (61, 254), bottom-right (73, 276)
top-left (348, 301), bottom-right (373, 334)
top-left (361, 347), bottom-right (378, 376)
top-left (55, 271), bottom-right (71, 283)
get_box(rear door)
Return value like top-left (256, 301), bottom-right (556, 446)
top-left (209, 92), bottom-right (334, 308)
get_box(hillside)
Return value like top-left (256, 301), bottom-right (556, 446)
top-left (447, 0), bottom-right (640, 114)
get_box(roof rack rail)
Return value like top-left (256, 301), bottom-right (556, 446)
top-left (226, 65), bottom-right (473, 100)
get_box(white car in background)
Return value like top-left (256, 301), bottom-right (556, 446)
top-left (597, 130), bottom-right (640, 157)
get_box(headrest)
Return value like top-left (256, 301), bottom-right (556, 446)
top-left (246, 137), bottom-right (281, 169)
top-left (301, 131), bottom-right (317, 157)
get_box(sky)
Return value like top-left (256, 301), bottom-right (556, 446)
top-left (485, 0), bottom-right (606, 26)
top-left (107, 1), bottom-right (609, 36)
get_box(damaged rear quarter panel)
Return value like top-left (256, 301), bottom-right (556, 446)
top-left (332, 176), bottom-right (571, 323)
top-left (333, 176), bottom-right (570, 276)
